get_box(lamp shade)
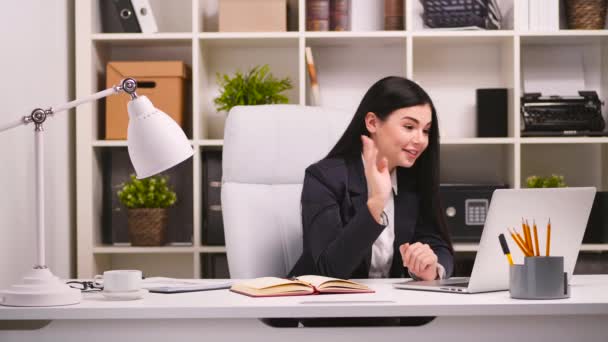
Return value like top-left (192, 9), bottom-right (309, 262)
top-left (127, 96), bottom-right (193, 179)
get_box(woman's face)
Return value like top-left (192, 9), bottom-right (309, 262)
top-left (365, 104), bottom-right (432, 170)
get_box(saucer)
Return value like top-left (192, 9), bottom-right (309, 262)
top-left (102, 289), bottom-right (148, 301)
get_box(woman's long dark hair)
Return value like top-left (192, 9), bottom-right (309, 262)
top-left (327, 76), bottom-right (453, 253)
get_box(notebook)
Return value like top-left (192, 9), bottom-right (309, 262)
top-left (393, 187), bottom-right (596, 294)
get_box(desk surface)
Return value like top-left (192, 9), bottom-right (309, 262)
top-left (2, 275), bottom-right (608, 320)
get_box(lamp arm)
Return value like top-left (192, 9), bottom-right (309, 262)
top-left (0, 78), bottom-right (138, 134)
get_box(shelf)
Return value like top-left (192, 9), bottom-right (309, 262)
top-left (305, 32), bottom-right (406, 47)
top-left (521, 137), bottom-right (608, 144)
top-left (412, 30), bottom-right (515, 39)
top-left (92, 32), bottom-right (193, 42)
top-left (441, 138), bottom-right (515, 145)
top-left (93, 246), bottom-right (196, 254)
top-left (198, 139), bottom-right (224, 147)
top-left (199, 246), bottom-right (227, 253)
top-left (200, 32), bottom-right (299, 48)
top-left (93, 140), bottom-right (196, 147)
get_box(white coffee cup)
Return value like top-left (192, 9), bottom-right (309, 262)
top-left (94, 270), bottom-right (142, 293)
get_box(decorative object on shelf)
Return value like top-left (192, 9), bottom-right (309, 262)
top-left (420, 0), bottom-right (502, 30)
top-left (306, 0), bottom-right (330, 31)
top-left (219, 0), bottom-right (287, 32)
top-left (565, 0), bottom-right (608, 30)
top-left (330, 0), bottom-right (349, 31)
top-left (525, 175), bottom-right (567, 188)
top-left (385, 0), bottom-right (405, 30)
top-left (0, 78), bottom-right (193, 307)
top-left (118, 174), bottom-right (177, 246)
top-left (214, 65), bottom-right (293, 114)
top-left (104, 149), bottom-right (193, 246)
top-left (106, 61), bottom-right (190, 140)
top-left (305, 47), bottom-right (321, 106)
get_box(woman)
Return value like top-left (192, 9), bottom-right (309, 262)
top-left (289, 76), bottom-right (453, 281)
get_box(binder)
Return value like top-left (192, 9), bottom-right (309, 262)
top-left (131, 0), bottom-right (158, 33)
top-left (202, 150), bottom-right (225, 246)
top-left (100, 0), bottom-right (142, 33)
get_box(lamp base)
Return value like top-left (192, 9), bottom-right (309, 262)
top-left (0, 268), bottom-right (81, 306)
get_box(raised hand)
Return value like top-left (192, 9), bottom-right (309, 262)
top-left (399, 242), bottom-right (439, 281)
top-left (361, 135), bottom-right (392, 224)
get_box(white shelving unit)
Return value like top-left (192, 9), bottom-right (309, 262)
top-left (76, 0), bottom-right (608, 278)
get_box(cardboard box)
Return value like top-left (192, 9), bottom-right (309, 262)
top-left (219, 0), bottom-right (287, 32)
top-left (105, 61), bottom-right (189, 140)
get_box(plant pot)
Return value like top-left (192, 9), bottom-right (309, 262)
top-left (565, 0), bottom-right (608, 29)
top-left (127, 208), bottom-right (168, 246)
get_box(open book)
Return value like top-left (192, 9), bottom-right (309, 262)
top-left (230, 275), bottom-right (373, 297)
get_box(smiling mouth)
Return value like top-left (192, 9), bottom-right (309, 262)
top-left (403, 149), bottom-right (418, 158)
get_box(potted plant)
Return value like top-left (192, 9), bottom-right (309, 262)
top-left (526, 174), bottom-right (567, 188)
top-left (117, 175), bottom-right (177, 246)
top-left (214, 64), bottom-right (293, 114)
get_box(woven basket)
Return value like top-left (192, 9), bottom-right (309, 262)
top-left (127, 208), bottom-right (168, 246)
top-left (565, 0), bottom-right (607, 29)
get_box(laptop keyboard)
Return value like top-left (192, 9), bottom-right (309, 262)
top-left (444, 282), bottom-right (469, 287)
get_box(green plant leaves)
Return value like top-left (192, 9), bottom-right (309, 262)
top-left (214, 64), bottom-right (293, 113)
top-left (525, 174), bottom-right (567, 188)
top-left (117, 174), bottom-right (177, 209)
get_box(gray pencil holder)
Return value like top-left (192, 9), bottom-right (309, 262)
top-left (509, 256), bottom-right (570, 300)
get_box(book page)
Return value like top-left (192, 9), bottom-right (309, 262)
top-left (237, 277), bottom-right (308, 290)
top-left (296, 275), bottom-right (369, 290)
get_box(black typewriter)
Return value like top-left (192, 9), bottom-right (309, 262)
top-left (521, 91), bottom-right (606, 137)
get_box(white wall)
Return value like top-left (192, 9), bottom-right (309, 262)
top-left (0, 0), bottom-right (74, 287)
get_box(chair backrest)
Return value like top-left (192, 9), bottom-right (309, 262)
top-left (221, 104), bottom-right (351, 278)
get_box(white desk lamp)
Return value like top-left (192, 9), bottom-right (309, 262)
top-left (0, 78), bottom-right (194, 306)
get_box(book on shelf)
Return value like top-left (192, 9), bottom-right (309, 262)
top-left (330, 0), bottom-right (350, 31)
top-left (230, 275), bottom-right (373, 297)
top-left (307, 0), bottom-right (330, 31)
top-left (305, 46), bottom-right (321, 106)
top-left (384, 0), bottom-right (404, 30)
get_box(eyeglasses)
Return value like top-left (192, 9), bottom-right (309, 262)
top-left (66, 281), bottom-right (103, 292)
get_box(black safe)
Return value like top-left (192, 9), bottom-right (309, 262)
top-left (439, 184), bottom-right (508, 242)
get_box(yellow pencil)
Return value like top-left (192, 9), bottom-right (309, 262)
top-left (509, 228), bottom-right (533, 257)
top-left (546, 218), bottom-right (551, 256)
top-left (533, 220), bottom-right (540, 257)
top-left (523, 219), bottom-right (533, 253)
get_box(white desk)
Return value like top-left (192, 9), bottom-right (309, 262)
top-left (1, 275), bottom-right (608, 342)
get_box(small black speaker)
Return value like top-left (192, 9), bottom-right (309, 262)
top-left (476, 88), bottom-right (508, 137)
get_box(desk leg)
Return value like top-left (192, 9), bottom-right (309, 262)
top-left (0, 315), bottom-right (606, 342)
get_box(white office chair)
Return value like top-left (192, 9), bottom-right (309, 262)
top-left (221, 104), bottom-right (352, 279)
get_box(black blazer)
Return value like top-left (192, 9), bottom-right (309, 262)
top-left (289, 156), bottom-right (453, 279)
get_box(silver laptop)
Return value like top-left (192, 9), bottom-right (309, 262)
top-left (393, 187), bottom-right (596, 294)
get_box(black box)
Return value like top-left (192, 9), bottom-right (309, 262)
top-left (202, 150), bottom-right (225, 245)
top-left (583, 192), bottom-right (608, 243)
top-left (440, 184), bottom-right (508, 242)
top-left (477, 88), bottom-right (508, 137)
